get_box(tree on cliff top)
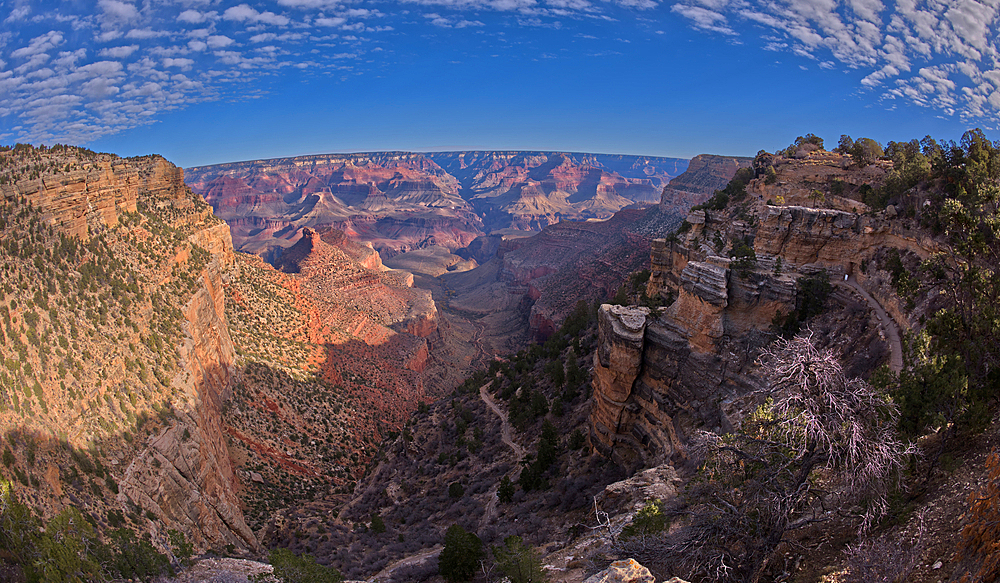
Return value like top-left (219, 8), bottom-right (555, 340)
top-left (783, 134), bottom-right (824, 158)
top-left (850, 137), bottom-right (884, 166)
top-left (640, 332), bottom-right (911, 583)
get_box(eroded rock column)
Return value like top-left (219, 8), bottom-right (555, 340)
top-left (590, 304), bottom-right (649, 460)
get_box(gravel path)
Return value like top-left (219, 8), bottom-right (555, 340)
top-left (837, 275), bottom-right (904, 373)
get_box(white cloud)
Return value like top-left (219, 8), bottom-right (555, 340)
top-left (670, 4), bottom-right (735, 35)
top-left (163, 57), bottom-right (195, 70)
top-left (12, 31), bottom-right (65, 60)
top-left (126, 28), bottom-right (171, 39)
top-left (53, 49), bottom-right (87, 68)
top-left (5, 6), bottom-right (31, 22)
top-left (207, 35), bottom-right (236, 49)
top-left (279, 0), bottom-right (343, 8)
top-left (177, 9), bottom-right (218, 24)
top-left (97, 30), bottom-right (124, 42)
top-left (81, 76), bottom-right (120, 98)
top-left (315, 16), bottom-right (347, 26)
top-left (98, 44), bottom-right (140, 58)
top-left (616, 0), bottom-right (657, 9)
top-left (98, 0), bottom-right (140, 25)
top-left (223, 4), bottom-right (291, 26)
top-left (344, 8), bottom-right (383, 18)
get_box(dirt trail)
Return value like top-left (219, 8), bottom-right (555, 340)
top-left (478, 382), bottom-right (525, 530)
top-left (836, 276), bottom-right (904, 373)
top-left (480, 383), bottom-right (525, 460)
top-left (367, 545), bottom-right (443, 582)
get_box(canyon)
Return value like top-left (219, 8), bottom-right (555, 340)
top-left (1, 140), bottom-right (987, 583)
top-left (184, 151), bottom-right (688, 261)
top-left (0, 145), bottom-right (478, 564)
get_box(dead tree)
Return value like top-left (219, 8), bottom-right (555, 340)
top-left (647, 331), bottom-right (912, 583)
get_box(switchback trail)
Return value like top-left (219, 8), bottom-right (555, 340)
top-left (480, 383), bottom-right (525, 460)
top-left (368, 545), bottom-right (442, 582)
top-left (479, 382), bottom-right (525, 530)
top-left (836, 276), bottom-right (904, 374)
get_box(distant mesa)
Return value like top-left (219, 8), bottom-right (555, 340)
top-left (184, 150), bottom-right (689, 263)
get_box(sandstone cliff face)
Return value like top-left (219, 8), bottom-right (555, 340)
top-left (0, 147), bottom-right (256, 553)
top-left (120, 256), bottom-right (256, 552)
top-left (592, 150), bottom-right (924, 469)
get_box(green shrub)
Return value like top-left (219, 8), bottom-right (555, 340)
top-left (438, 525), bottom-right (483, 583)
top-left (497, 475), bottom-right (515, 504)
top-left (620, 500), bottom-right (667, 539)
top-left (168, 529), bottom-right (194, 566)
top-left (493, 535), bottom-right (548, 583)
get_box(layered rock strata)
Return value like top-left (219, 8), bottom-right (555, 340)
top-left (2, 149), bottom-right (257, 551)
top-left (659, 154), bottom-right (753, 213)
top-left (185, 150), bottom-right (689, 260)
top-left (593, 150), bottom-right (935, 469)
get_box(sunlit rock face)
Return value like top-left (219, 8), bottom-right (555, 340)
top-left (1, 148), bottom-right (257, 551)
top-left (658, 154), bottom-right (753, 213)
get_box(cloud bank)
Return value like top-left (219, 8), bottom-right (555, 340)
top-left (671, 0), bottom-right (1000, 127)
top-left (0, 0), bottom-right (997, 146)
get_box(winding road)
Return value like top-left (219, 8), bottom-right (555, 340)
top-left (835, 275), bottom-right (904, 374)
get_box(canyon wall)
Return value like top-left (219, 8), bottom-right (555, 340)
top-left (0, 149), bottom-right (257, 552)
top-left (659, 154), bottom-right (753, 213)
top-left (184, 150), bottom-right (689, 260)
top-left (120, 254), bottom-right (257, 552)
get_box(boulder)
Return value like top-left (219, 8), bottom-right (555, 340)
top-left (583, 559), bottom-right (655, 583)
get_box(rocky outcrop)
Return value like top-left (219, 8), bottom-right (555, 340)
top-left (582, 558), bottom-right (691, 583)
top-left (746, 150), bottom-right (890, 211)
top-left (659, 154), bottom-right (752, 212)
top-left (591, 305), bottom-right (650, 459)
top-left (584, 559), bottom-right (656, 583)
top-left (275, 227), bottom-right (437, 341)
top-left (0, 155), bottom-right (189, 240)
top-left (754, 204), bottom-right (943, 275)
top-left (593, 150), bottom-right (927, 470)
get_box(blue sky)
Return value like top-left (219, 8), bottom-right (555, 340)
top-left (1, 0), bottom-right (998, 167)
